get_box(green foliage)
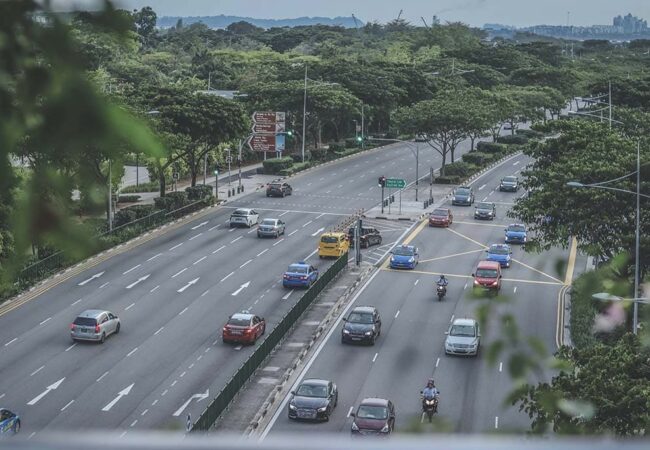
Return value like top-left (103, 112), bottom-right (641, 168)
top-left (185, 185), bottom-right (213, 201)
top-left (516, 129), bottom-right (545, 139)
top-left (476, 141), bottom-right (508, 154)
top-left (121, 180), bottom-right (161, 193)
top-left (462, 151), bottom-right (494, 166)
top-left (279, 167), bottom-right (294, 177)
top-left (434, 175), bottom-right (461, 184)
top-left (262, 157), bottom-right (294, 175)
top-left (442, 161), bottom-right (476, 178)
top-left (344, 138), bottom-right (359, 149)
top-left (153, 191), bottom-right (188, 211)
top-left (117, 195), bottom-right (141, 203)
top-left (291, 162), bottom-right (311, 173)
top-left (114, 204), bottom-right (155, 227)
top-left (496, 134), bottom-right (529, 145)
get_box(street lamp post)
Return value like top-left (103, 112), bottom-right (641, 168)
top-left (301, 64), bottom-right (307, 164)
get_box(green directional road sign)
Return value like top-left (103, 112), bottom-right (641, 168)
top-left (385, 178), bottom-right (406, 189)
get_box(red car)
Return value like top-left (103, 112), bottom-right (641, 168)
top-left (472, 260), bottom-right (502, 292)
top-left (429, 208), bottom-right (453, 227)
top-left (222, 313), bottom-right (266, 345)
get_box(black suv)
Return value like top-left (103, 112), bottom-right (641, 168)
top-left (342, 306), bottom-right (381, 345)
top-left (499, 176), bottom-right (519, 192)
top-left (348, 227), bottom-right (382, 248)
top-left (266, 182), bottom-right (292, 197)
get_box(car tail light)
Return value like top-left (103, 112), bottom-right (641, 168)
top-left (95, 324), bottom-right (100, 333)
top-left (70, 324), bottom-right (75, 330)
top-left (300, 276), bottom-right (307, 280)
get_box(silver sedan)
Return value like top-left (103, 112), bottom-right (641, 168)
top-left (257, 218), bottom-right (286, 238)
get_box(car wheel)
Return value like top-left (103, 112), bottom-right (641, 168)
top-left (257, 232), bottom-right (262, 238)
top-left (275, 231), bottom-right (279, 238)
top-left (115, 323), bottom-right (120, 334)
top-left (324, 413), bottom-right (330, 422)
top-left (341, 336), bottom-right (346, 344)
top-left (370, 334), bottom-right (376, 345)
top-left (377, 237), bottom-right (383, 245)
top-left (100, 332), bottom-right (106, 344)
top-left (13, 420), bottom-right (20, 434)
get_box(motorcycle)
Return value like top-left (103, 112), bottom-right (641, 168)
top-left (436, 284), bottom-right (447, 301)
top-left (421, 395), bottom-right (439, 422)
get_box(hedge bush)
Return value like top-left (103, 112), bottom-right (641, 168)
top-left (516, 129), bottom-right (544, 139)
top-left (113, 205), bottom-right (156, 227)
top-left (154, 191), bottom-right (188, 211)
top-left (476, 141), bottom-right (508, 154)
top-left (328, 143), bottom-right (345, 153)
top-left (118, 195), bottom-right (141, 203)
top-left (311, 148), bottom-right (331, 161)
top-left (462, 151), bottom-right (494, 166)
top-left (185, 185), bottom-right (213, 201)
top-left (292, 162), bottom-right (311, 173)
top-left (262, 157), bottom-right (294, 175)
top-left (496, 134), bottom-right (529, 145)
top-left (279, 167), bottom-right (294, 176)
top-left (443, 161), bottom-right (476, 178)
top-left (345, 138), bottom-right (360, 149)
top-left (435, 175), bottom-right (461, 184)
top-left (121, 180), bottom-right (161, 193)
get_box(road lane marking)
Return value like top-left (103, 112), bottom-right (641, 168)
top-left (453, 220), bottom-right (505, 228)
top-left (193, 256), bottom-right (207, 265)
top-left (495, 416), bottom-right (499, 429)
top-left (180, 371), bottom-right (186, 378)
top-left (302, 220), bottom-right (313, 227)
top-left (514, 286), bottom-right (517, 294)
top-left (147, 253), bottom-right (162, 262)
top-left (450, 315), bottom-right (455, 323)
top-left (279, 211), bottom-right (289, 217)
top-left (99, 282), bottom-right (109, 289)
top-left (273, 239), bottom-right (284, 246)
top-left (247, 228), bottom-right (257, 234)
top-left (436, 357), bottom-right (440, 367)
top-left (513, 161), bottom-right (520, 166)
top-left (154, 327), bottom-right (164, 335)
top-left (511, 258), bottom-right (563, 283)
top-left (395, 310), bottom-right (400, 318)
top-left (31, 365), bottom-right (45, 376)
top-left (231, 236), bottom-right (242, 243)
top-left (208, 225), bottom-right (220, 231)
top-left (39, 317), bottom-right (51, 325)
top-left (316, 213), bottom-right (325, 219)
top-left (179, 307), bottom-right (188, 315)
top-left (161, 389), bottom-right (168, 396)
top-left (77, 271), bottom-right (104, 286)
top-left (150, 285), bottom-right (160, 293)
top-left (564, 237), bottom-right (578, 285)
top-left (172, 268), bottom-right (187, 278)
top-left (189, 233), bottom-right (203, 241)
top-left (4, 338), bottom-right (17, 347)
top-left (372, 353), bottom-right (378, 362)
top-left (130, 420), bottom-right (138, 427)
top-left (240, 259), bottom-right (252, 268)
top-left (97, 371), bottom-right (109, 382)
top-left (125, 303), bottom-right (135, 311)
top-left (445, 228), bottom-right (489, 249)
top-left (419, 248), bottom-right (486, 263)
top-left (191, 221), bottom-right (208, 230)
top-left (347, 407), bottom-right (354, 417)
top-left (127, 347), bottom-right (138, 357)
top-left (71, 298), bottom-right (82, 306)
top-left (382, 268), bottom-right (563, 285)
top-left (60, 400), bottom-right (74, 412)
top-left (212, 245), bottom-right (226, 254)
top-left (464, 283), bottom-right (468, 290)
top-left (221, 272), bottom-right (234, 282)
top-left (177, 278), bottom-right (200, 293)
top-left (171, 381), bottom-right (178, 387)
top-left (257, 249), bottom-right (269, 257)
top-left (478, 184), bottom-right (486, 191)
top-left (228, 228), bottom-right (235, 233)
top-left (169, 243), bottom-right (183, 251)
top-left (201, 290), bottom-right (209, 297)
top-left (499, 362), bottom-right (503, 372)
top-left (414, 279), bottom-right (419, 286)
top-left (126, 274), bottom-right (150, 289)
top-left (289, 230), bottom-right (298, 236)
top-left (141, 409), bottom-right (149, 416)
top-left (282, 290), bottom-right (294, 300)
top-left (304, 249), bottom-right (318, 260)
top-left (122, 264), bottom-right (142, 275)
top-left (27, 378), bottom-right (65, 405)
top-left (152, 400), bottom-right (158, 406)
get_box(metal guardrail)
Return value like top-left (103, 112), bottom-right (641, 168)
top-left (191, 252), bottom-right (349, 432)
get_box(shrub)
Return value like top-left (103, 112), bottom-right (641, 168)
top-left (279, 167), bottom-right (294, 176)
top-left (262, 157), bottom-right (294, 175)
top-left (344, 138), bottom-right (360, 149)
top-left (516, 129), bottom-right (544, 139)
top-left (476, 141), bottom-right (507, 154)
top-left (118, 195), bottom-right (141, 203)
top-left (154, 191), bottom-right (188, 211)
top-left (256, 167), bottom-right (265, 174)
top-left (435, 175), bottom-right (461, 184)
top-left (289, 153), bottom-right (303, 163)
top-left (443, 161), bottom-right (476, 178)
top-left (496, 134), bottom-right (529, 145)
top-left (121, 180), bottom-right (161, 193)
top-left (462, 151), bottom-right (494, 166)
top-left (292, 162), bottom-right (311, 173)
top-left (328, 143), bottom-right (345, 153)
top-left (185, 185), bottom-right (213, 201)
top-left (311, 148), bottom-right (331, 161)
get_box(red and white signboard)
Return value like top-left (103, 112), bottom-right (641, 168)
top-left (251, 111), bottom-right (285, 126)
top-left (249, 111), bottom-right (286, 152)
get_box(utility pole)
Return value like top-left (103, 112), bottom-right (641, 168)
top-left (301, 64), bottom-right (308, 163)
top-left (203, 152), bottom-right (207, 185)
top-left (415, 144), bottom-right (419, 201)
top-left (608, 80), bottom-right (613, 129)
top-left (238, 139), bottom-right (243, 189)
top-left (108, 160), bottom-right (113, 232)
top-left (361, 103), bottom-right (365, 149)
top-left (633, 140), bottom-right (641, 334)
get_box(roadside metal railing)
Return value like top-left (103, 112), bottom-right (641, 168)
top-left (191, 252), bottom-right (349, 432)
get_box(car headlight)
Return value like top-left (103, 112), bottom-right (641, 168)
top-left (351, 421), bottom-right (359, 431)
top-left (381, 423), bottom-right (390, 433)
top-left (289, 403), bottom-right (297, 410)
top-left (409, 257), bottom-right (415, 263)
top-left (343, 329), bottom-right (350, 334)
top-left (390, 256), bottom-right (395, 262)
top-left (491, 281), bottom-right (498, 286)
top-left (365, 331), bottom-right (373, 336)
top-left (452, 196), bottom-right (456, 201)
top-left (317, 406), bottom-right (327, 412)
top-left (487, 212), bottom-right (493, 216)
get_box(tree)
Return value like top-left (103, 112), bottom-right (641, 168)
top-left (226, 21), bottom-right (262, 36)
top-left (516, 334), bottom-right (650, 436)
top-left (133, 6), bottom-right (157, 44)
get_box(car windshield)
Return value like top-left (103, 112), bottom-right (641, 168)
top-left (476, 268), bottom-right (498, 278)
top-left (432, 209), bottom-right (448, 216)
top-left (73, 317), bottom-right (97, 326)
top-left (321, 236), bottom-right (338, 243)
top-left (296, 384), bottom-right (328, 398)
top-left (357, 405), bottom-right (388, 420)
top-left (489, 246), bottom-right (510, 255)
top-left (456, 188), bottom-right (470, 195)
top-left (232, 209), bottom-right (249, 216)
top-left (288, 265), bottom-right (308, 274)
top-left (348, 312), bottom-right (374, 324)
top-left (450, 324), bottom-right (477, 337)
top-left (477, 203), bottom-right (493, 209)
top-left (261, 219), bottom-right (277, 226)
top-left (227, 318), bottom-right (251, 327)
top-left (503, 176), bottom-right (517, 182)
top-left (393, 247), bottom-right (414, 256)
top-left (269, 184), bottom-right (282, 189)
top-left (508, 225), bottom-right (526, 232)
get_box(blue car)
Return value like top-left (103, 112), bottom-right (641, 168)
top-left (0, 408), bottom-right (20, 435)
top-left (505, 224), bottom-right (527, 244)
top-left (283, 262), bottom-right (319, 288)
top-left (389, 245), bottom-right (419, 270)
top-left (486, 244), bottom-right (512, 268)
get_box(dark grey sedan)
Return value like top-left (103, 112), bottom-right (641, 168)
top-left (257, 218), bottom-right (286, 238)
top-left (451, 186), bottom-right (474, 206)
top-left (474, 202), bottom-right (496, 220)
top-left (288, 379), bottom-right (338, 421)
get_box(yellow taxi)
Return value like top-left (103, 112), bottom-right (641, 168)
top-left (318, 232), bottom-right (349, 258)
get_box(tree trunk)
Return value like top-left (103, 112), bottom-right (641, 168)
top-left (159, 172), bottom-right (166, 197)
top-left (317, 120), bottom-right (323, 148)
top-left (440, 142), bottom-right (447, 176)
top-left (470, 136), bottom-right (476, 151)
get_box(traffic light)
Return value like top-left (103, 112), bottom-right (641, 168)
top-left (214, 165), bottom-right (219, 176)
top-left (286, 130), bottom-right (293, 137)
top-left (356, 135), bottom-right (363, 142)
top-left (378, 176), bottom-right (386, 188)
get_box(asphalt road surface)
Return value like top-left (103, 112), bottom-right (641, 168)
top-left (264, 152), bottom-right (581, 437)
top-left (0, 140), bottom-right (476, 436)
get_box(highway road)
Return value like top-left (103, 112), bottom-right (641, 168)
top-left (0, 139), bottom-right (472, 436)
top-left (264, 152), bottom-right (583, 436)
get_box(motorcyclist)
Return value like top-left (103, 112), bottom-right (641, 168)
top-left (437, 275), bottom-right (448, 287)
top-left (421, 379), bottom-right (440, 413)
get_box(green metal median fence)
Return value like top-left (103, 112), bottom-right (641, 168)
top-left (191, 252), bottom-right (349, 432)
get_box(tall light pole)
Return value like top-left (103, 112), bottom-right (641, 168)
top-left (567, 141), bottom-right (646, 333)
top-left (301, 64), bottom-right (308, 164)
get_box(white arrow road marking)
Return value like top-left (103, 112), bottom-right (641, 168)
top-left (101, 383), bottom-right (134, 412)
top-left (27, 378), bottom-right (65, 405)
top-left (172, 389), bottom-right (210, 417)
top-left (282, 290), bottom-right (294, 300)
top-left (178, 278), bottom-right (200, 293)
top-left (78, 271), bottom-right (104, 286)
top-left (126, 274), bottom-right (150, 289)
top-left (191, 221), bottom-right (208, 230)
top-left (231, 281), bottom-right (251, 296)
top-left (311, 227), bottom-right (325, 237)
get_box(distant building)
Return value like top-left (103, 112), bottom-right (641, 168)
top-left (613, 13), bottom-right (648, 34)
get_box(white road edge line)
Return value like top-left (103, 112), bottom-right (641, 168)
top-left (347, 406), bottom-right (354, 417)
top-left (97, 371), bottom-right (109, 382)
top-left (172, 268), bottom-right (187, 278)
top-left (60, 400), bottom-right (74, 412)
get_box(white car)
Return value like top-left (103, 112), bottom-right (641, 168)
top-left (229, 208), bottom-right (259, 228)
top-left (445, 318), bottom-right (480, 356)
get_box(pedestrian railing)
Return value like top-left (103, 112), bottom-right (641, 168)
top-left (190, 252), bottom-right (349, 432)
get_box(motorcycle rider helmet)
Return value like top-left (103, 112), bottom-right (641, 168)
top-left (427, 378), bottom-right (434, 387)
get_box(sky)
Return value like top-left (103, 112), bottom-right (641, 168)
top-left (50, 0), bottom-right (650, 27)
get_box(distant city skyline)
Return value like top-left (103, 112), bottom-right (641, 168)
top-left (50, 0), bottom-right (650, 28)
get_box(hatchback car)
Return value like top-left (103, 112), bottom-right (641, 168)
top-left (472, 260), bottom-right (502, 292)
top-left (351, 398), bottom-right (395, 436)
top-left (445, 318), bottom-right (481, 356)
top-left (429, 208), bottom-right (453, 227)
top-left (288, 379), bottom-right (338, 421)
top-left (229, 208), bottom-right (259, 228)
top-left (342, 306), bottom-right (381, 345)
top-left (222, 313), bottom-right (265, 345)
top-left (348, 226), bottom-right (382, 248)
top-left (499, 176), bottom-right (519, 192)
top-left (266, 182), bottom-right (292, 197)
top-left (70, 309), bottom-right (120, 343)
top-left (451, 186), bottom-right (474, 206)
top-left (257, 218), bottom-right (285, 238)
top-left (486, 244), bottom-right (512, 268)
top-left (505, 223), bottom-right (527, 244)
top-left (389, 245), bottom-right (419, 270)
top-left (318, 232), bottom-right (350, 258)
top-left (283, 262), bottom-right (318, 288)
top-left (0, 408), bottom-right (20, 435)
top-left (474, 202), bottom-right (496, 220)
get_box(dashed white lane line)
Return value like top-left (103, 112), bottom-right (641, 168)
top-left (279, 211), bottom-right (289, 217)
top-left (123, 264), bottom-right (141, 275)
top-left (152, 399), bottom-right (159, 406)
top-left (208, 225), bottom-right (220, 231)
top-left (231, 236), bottom-right (242, 243)
top-left (60, 400), bottom-right (74, 412)
top-left (463, 283), bottom-right (468, 290)
top-left (499, 362), bottom-right (503, 372)
top-left (130, 420), bottom-right (138, 427)
top-left (65, 343), bottom-right (77, 352)
top-left (513, 286), bottom-right (517, 294)
top-left (289, 230), bottom-right (298, 236)
top-left (39, 317), bottom-right (51, 325)
top-left (172, 268), bottom-right (187, 278)
top-left (513, 161), bottom-right (520, 166)
top-left (282, 290), bottom-right (294, 300)
top-left (141, 409), bottom-right (149, 416)
top-left (28, 432), bottom-right (36, 440)
top-left (201, 290), bottom-right (209, 297)
top-left (0, 394), bottom-right (5, 400)
top-left (212, 245), bottom-right (226, 254)
top-left (450, 314), bottom-right (455, 323)
top-left (99, 282), bottom-right (109, 289)
top-left (97, 371), bottom-right (109, 382)
top-left (125, 303), bottom-right (135, 311)
top-left (150, 285), bottom-right (160, 293)
top-left (161, 389), bottom-right (168, 396)
top-left (273, 238), bottom-right (285, 246)
top-left (247, 228), bottom-right (257, 234)
top-left (193, 256), bottom-right (207, 265)
top-left (30, 365), bottom-right (45, 376)
top-left (302, 220), bottom-right (313, 227)
top-left (414, 279), bottom-right (419, 286)
top-left (436, 357), bottom-right (440, 368)
top-left (169, 243), bottom-right (183, 251)
top-left (228, 228), bottom-right (236, 233)
top-left (240, 259), bottom-right (252, 268)
top-left (179, 307), bottom-right (188, 316)
top-left (257, 249), bottom-right (269, 257)
top-left (495, 416), bottom-right (499, 429)
top-left (120, 431), bottom-right (127, 438)
top-left (191, 221), bottom-right (208, 230)
top-left (189, 363), bottom-right (194, 369)
top-left (180, 371), bottom-right (187, 378)
top-left (478, 184), bottom-right (486, 191)
top-left (347, 407), bottom-right (354, 417)
top-left (394, 310), bottom-right (400, 319)
top-left (372, 353), bottom-right (378, 362)
top-left (154, 326), bottom-right (164, 336)
top-left (221, 272), bottom-right (234, 282)
top-left (147, 253), bottom-right (162, 262)
top-left (71, 298), bottom-right (82, 307)
top-left (189, 233), bottom-right (203, 241)
top-left (171, 380), bottom-right (178, 387)
top-left (4, 338), bottom-right (17, 347)
top-left (127, 347), bottom-right (138, 357)
top-left (316, 213), bottom-right (325, 219)
top-left (304, 248), bottom-right (318, 260)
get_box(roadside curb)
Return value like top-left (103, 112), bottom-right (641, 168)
top-left (243, 263), bottom-right (375, 436)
